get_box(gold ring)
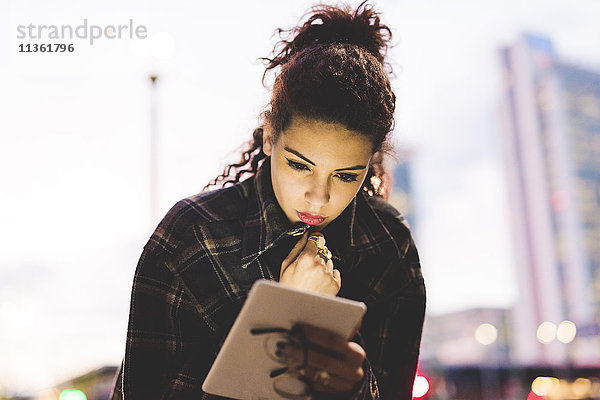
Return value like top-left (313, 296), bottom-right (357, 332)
top-left (314, 369), bottom-right (331, 386)
top-left (316, 246), bottom-right (332, 262)
top-left (308, 235), bottom-right (324, 246)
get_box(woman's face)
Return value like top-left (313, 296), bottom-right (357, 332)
top-left (263, 116), bottom-right (373, 230)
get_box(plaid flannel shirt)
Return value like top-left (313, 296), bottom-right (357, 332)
top-left (110, 157), bottom-right (426, 400)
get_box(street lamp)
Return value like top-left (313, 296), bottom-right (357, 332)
top-left (129, 32), bottom-right (175, 228)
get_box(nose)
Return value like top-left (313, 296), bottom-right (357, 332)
top-left (304, 176), bottom-right (330, 208)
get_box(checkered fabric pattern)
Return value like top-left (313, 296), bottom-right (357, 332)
top-left (110, 157), bottom-right (426, 400)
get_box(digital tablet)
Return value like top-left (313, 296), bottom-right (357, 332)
top-left (202, 279), bottom-right (367, 399)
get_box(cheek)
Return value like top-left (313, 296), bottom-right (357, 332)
top-left (274, 168), bottom-right (303, 203)
top-left (336, 183), bottom-right (361, 204)
top-left (344, 179), bottom-right (367, 203)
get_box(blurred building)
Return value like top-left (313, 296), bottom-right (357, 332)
top-left (499, 33), bottom-right (600, 366)
top-left (420, 307), bottom-right (511, 367)
top-left (419, 307), bottom-right (600, 400)
top-left (418, 308), bottom-right (514, 400)
top-left (387, 147), bottom-right (416, 230)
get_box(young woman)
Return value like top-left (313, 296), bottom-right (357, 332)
top-left (111, 2), bottom-right (426, 399)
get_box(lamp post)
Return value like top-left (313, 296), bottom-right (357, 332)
top-left (130, 31), bottom-right (175, 231)
top-left (149, 74), bottom-right (159, 227)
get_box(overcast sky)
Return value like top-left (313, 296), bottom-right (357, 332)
top-left (1, 0), bottom-right (600, 395)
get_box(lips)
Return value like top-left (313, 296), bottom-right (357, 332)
top-left (297, 211), bottom-right (325, 225)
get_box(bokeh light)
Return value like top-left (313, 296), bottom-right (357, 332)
top-left (556, 320), bottom-right (577, 343)
top-left (536, 321), bottom-right (557, 344)
top-left (474, 323), bottom-right (498, 345)
top-left (571, 378), bottom-right (592, 397)
top-left (59, 389), bottom-right (87, 400)
top-left (412, 375), bottom-right (430, 398)
top-left (531, 376), bottom-right (559, 396)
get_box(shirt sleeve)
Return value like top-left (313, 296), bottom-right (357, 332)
top-left (355, 236), bottom-right (427, 400)
top-left (112, 245), bottom-right (219, 400)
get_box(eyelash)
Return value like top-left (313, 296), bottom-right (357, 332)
top-left (285, 158), bottom-right (358, 183)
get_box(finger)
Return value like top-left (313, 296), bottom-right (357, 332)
top-left (281, 232), bottom-right (309, 276)
top-left (301, 325), bottom-right (346, 349)
top-left (299, 366), bottom-right (356, 393)
top-left (332, 267), bottom-right (340, 281)
top-left (306, 233), bottom-right (325, 259)
top-left (307, 232), bottom-right (327, 249)
top-left (278, 337), bottom-right (364, 381)
top-left (320, 257), bottom-right (332, 274)
top-left (304, 348), bottom-right (364, 382)
top-left (307, 232), bottom-right (326, 248)
top-left (293, 325), bottom-right (366, 363)
top-left (330, 269), bottom-right (342, 295)
top-left (297, 233), bottom-right (329, 267)
top-left (306, 236), bottom-right (333, 267)
top-left (277, 340), bottom-right (305, 368)
top-left (284, 335), bottom-right (344, 362)
top-left (279, 344), bottom-right (362, 390)
top-left (303, 326), bottom-right (365, 365)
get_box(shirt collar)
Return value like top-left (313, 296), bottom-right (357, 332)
top-left (240, 157), bottom-right (309, 266)
top-left (240, 156), bottom-right (394, 267)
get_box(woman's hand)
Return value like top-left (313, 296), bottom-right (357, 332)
top-left (280, 232), bottom-right (341, 296)
top-left (280, 324), bottom-right (366, 394)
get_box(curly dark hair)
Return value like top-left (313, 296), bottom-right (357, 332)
top-left (205, 1), bottom-right (396, 198)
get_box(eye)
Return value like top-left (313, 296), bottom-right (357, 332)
top-left (335, 173), bottom-right (358, 183)
top-left (286, 158), bottom-right (310, 172)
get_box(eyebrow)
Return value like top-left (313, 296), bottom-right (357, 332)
top-left (284, 146), bottom-right (367, 172)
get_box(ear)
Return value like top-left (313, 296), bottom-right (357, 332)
top-left (262, 126), bottom-right (273, 156)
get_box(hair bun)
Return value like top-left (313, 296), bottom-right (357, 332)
top-left (264, 1), bottom-right (392, 74)
top-left (299, 2), bottom-right (391, 63)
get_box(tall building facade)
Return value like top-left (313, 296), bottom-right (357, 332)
top-left (499, 33), bottom-right (600, 366)
top-left (387, 148), bottom-right (416, 231)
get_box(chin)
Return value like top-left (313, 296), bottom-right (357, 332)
top-left (313, 220), bottom-right (330, 230)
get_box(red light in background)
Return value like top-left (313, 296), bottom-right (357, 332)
top-left (527, 391), bottom-right (545, 400)
top-left (413, 374), bottom-right (430, 398)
